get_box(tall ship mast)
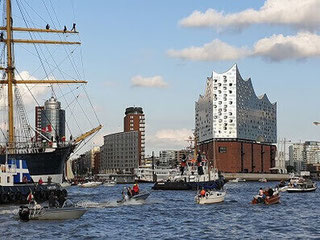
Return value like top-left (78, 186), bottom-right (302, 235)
top-left (0, 0), bottom-right (101, 183)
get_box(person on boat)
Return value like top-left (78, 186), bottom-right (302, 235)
top-left (200, 188), bottom-right (206, 198)
top-left (48, 192), bottom-right (58, 208)
top-left (132, 183), bottom-right (140, 196)
top-left (180, 154), bottom-right (187, 175)
top-left (197, 151), bottom-right (204, 175)
top-left (38, 177), bottom-right (43, 185)
top-left (22, 175), bottom-right (28, 184)
top-left (27, 191), bottom-right (34, 203)
top-left (71, 23), bottom-right (76, 32)
top-left (127, 187), bottom-right (133, 198)
top-left (47, 176), bottom-right (52, 184)
top-left (58, 194), bottom-right (66, 207)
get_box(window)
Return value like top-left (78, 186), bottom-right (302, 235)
top-left (219, 147), bottom-right (227, 153)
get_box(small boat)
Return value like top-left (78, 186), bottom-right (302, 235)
top-left (259, 178), bottom-right (267, 183)
top-left (60, 182), bottom-right (71, 188)
top-left (19, 200), bottom-right (86, 221)
top-left (117, 191), bottom-right (151, 204)
top-left (252, 189), bottom-right (280, 205)
top-left (195, 190), bottom-right (226, 204)
top-left (229, 178), bottom-right (246, 183)
top-left (79, 181), bottom-right (103, 188)
top-left (104, 180), bottom-right (116, 187)
top-left (287, 181), bottom-right (317, 193)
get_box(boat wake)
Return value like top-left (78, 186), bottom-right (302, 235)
top-left (77, 199), bottom-right (147, 208)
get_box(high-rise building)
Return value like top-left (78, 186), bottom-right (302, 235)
top-left (124, 107), bottom-right (145, 165)
top-left (195, 64), bottom-right (277, 173)
top-left (41, 97), bottom-right (65, 141)
top-left (289, 143), bottom-right (304, 172)
top-left (100, 131), bottom-right (139, 173)
top-left (35, 106), bottom-right (44, 142)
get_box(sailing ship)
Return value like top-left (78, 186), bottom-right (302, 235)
top-left (0, 0), bottom-right (101, 183)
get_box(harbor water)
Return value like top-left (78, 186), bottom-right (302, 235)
top-left (1, 182), bottom-right (320, 239)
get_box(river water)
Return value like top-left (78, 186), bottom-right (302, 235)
top-left (1, 181), bottom-right (320, 239)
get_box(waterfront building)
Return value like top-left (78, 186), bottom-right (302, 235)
top-left (159, 150), bottom-right (176, 166)
top-left (40, 97), bottom-right (66, 141)
top-left (303, 141), bottom-right (320, 164)
top-left (289, 143), bottom-right (305, 172)
top-left (124, 107), bottom-right (145, 166)
top-left (195, 64), bottom-right (277, 173)
top-left (100, 131), bottom-right (139, 174)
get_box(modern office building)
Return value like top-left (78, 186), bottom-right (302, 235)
top-left (100, 131), bottom-right (139, 173)
top-left (303, 141), bottom-right (320, 164)
top-left (289, 143), bottom-right (305, 172)
top-left (124, 107), bottom-right (145, 165)
top-left (40, 97), bottom-right (65, 141)
top-left (195, 64), bottom-right (277, 173)
top-left (35, 106), bottom-right (44, 142)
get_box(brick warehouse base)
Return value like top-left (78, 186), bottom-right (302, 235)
top-left (198, 139), bottom-right (276, 173)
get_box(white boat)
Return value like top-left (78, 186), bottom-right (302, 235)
top-left (79, 181), bottom-right (103, 188)
top-left (229, 178), bottom-right (246, 183)
top-left (287, 181), bottom-right (317, 193)
top-left (259, 178), bottom-right (267, 182)
top-left (19, 200), bottom-right (86, 221)
top-left (195, 190), bottom-right (226, 204)
top-left (104, 180), bottom-right (116, 187)
top-left (60, 182), bottom-right (71, 188)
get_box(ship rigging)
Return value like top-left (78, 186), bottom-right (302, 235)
top-left (0, 0), bottom-right (101, 183)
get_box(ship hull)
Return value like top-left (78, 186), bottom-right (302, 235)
top-left (0, 145), bottom-right (75, 183)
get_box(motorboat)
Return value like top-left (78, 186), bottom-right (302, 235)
top-left (195, 190), bottom-right (226, 204)
top-left (104, 180), bottom-right (116, 187)
top-left (117, 190), bottom-right (150, 204)
top-left (259, 178), bottom-right (267, 183)
top-left (60, 182), bottom-right (71, 188)
top-left (79, 181), bottom-right (103, 188)
top-left (18, 200), bottom-right (86, 221)
top-left (229, 178), bottom-right (246, 183)
top-left (287, 180), bottom-right (317, 193)
top-left (252, 188), bottom-right (280, 205)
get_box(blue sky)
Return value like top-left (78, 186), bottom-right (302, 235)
top-left (5, 0), bottom-right (320, 155)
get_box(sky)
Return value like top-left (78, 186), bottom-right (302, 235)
top-left (3, 0), bottom-right (320, 156)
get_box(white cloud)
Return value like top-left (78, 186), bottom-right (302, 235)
top-left (253, 32), bottom-right (320, 61)
top-left (168, 32), bottom-right (320, 61)
top-left (146, 128), bottom-right (193, 151)
top-left (131, 75), bottom-right (168, 88)
top-left (15, 71), bottom-right (51, 105)
top-left (167, 39), bottom-right (250, 61)
top-left (180, 0), bottom-right (320, 31)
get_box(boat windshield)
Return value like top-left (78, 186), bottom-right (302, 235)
top-left (62, 199), bottom-right (74, 208)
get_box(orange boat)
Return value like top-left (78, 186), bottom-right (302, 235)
top-left (251, 189), bottom-right (280, 205)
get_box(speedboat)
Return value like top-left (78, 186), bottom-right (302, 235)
top-left (258, 178), bottom-right (267, 183)
top-left (287, 181), bottom-right (317, 193)
top-left (252, 188), bottom-right (280, 205)
top-left (19, 200), bottom-right (86, 221)
top-left (104, 180), bottom-right (116, 187)
top-left (229, 178), bottom-right (246, 183)
top-left (79, 181), bottom-right (103, 188)
top-left (195, 190), bottom-right (226, 204)
top-left (117, 191), bottom-right (150, 204)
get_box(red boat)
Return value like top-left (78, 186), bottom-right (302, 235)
top-left (251, 189), bottom-right (280, 205)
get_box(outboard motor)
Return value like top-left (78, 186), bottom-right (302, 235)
top-left (19, 206), bottom-right (30, 222)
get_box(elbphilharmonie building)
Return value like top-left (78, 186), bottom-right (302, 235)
top-left (195, 64), bottom-right (277, 173)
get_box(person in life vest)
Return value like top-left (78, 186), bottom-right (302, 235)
top-left (200, 188), bottom-right (206, 198)
top-left (38, 177), bottom-right (43, 185)
top-left (132, 183), bottom-right (140, 196)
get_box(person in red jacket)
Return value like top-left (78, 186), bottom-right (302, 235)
top-left (132, 183), bottom-right (140, 196)
top-left (38, 177), bottom-right (43, 185)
